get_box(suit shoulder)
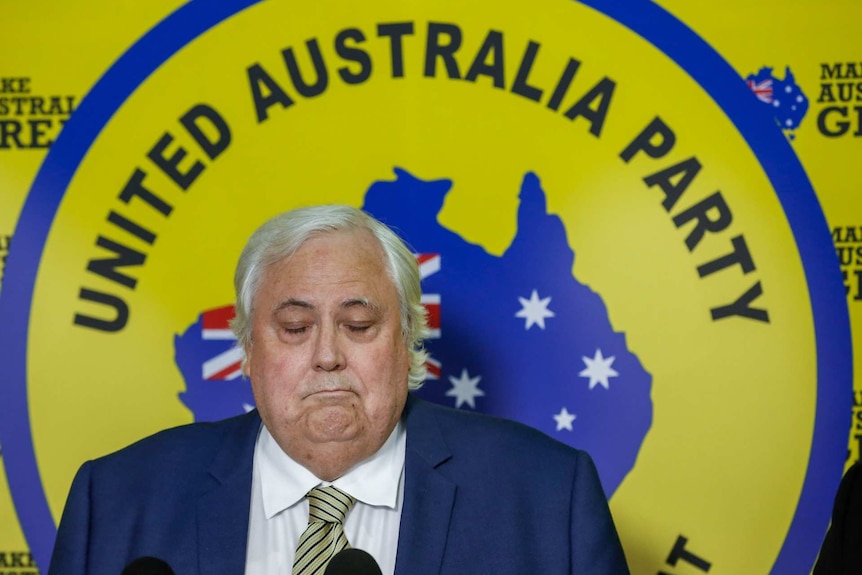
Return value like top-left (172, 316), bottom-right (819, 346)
top-left (409, 397), bottom-right (584, 462)
top-left (87, 410), bottom-right (260, 474)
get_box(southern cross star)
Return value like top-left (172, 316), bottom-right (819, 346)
top-left (446, 368), bottom-right (484, 409)
top-left (515, 289), bottom-right (555, 330)
top-left (553, 407), bottom-right (576, 431)
top-left (579, 348), bottom-right (619, 390)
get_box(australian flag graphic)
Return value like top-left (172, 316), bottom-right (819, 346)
top-left (174, 168), bottom-right (653, 496)
top-left (745, 66), bottom-right (808, 138)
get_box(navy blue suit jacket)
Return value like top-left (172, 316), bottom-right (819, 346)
top-left (49, 396), bottom-right (629, 574)
top-left (814, 461), bottom-right (862, 574)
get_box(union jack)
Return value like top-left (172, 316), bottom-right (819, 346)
top-left (416, 253), bottom-right (442, 377)
top-left (201, 305), bottom-right (243, 380)
top-left (425, 355), bottom-right (442, 380)
top-left (747, 77), bottom-right (773, 103)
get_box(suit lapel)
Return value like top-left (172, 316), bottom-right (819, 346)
top-left (196, 411), bottom-right (261, 575)
top-left (395, 397), bottom-right (456, 575)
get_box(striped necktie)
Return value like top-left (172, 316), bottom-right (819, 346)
top-left (292, 485), bottom-right (356, 575)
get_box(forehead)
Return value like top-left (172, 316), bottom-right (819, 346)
top-left (262, 228), bottom-right (396, 297)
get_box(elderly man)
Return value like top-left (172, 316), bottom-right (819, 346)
top-left (49, 205), bottom-right (630, 575)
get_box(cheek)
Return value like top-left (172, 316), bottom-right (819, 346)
top-left (247, 346), bottom-right (298, 402)
top-left (251, 336), bottom-right (302, 373)
top-left (372, 343), bottom-right (410, 394)
top-left (393, 339), bottom-right (411, 378)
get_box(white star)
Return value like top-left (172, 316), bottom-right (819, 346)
top-left (579, 348), bottom-right (619, 390)
top-left (515, 290), bottom-right (555, 330)
top-left (446, 368), bottom-right (484, 409)
top-left (553, 407), bottom-right (576, 431)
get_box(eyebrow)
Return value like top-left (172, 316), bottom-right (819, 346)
top-left (342, 298), bottom-right (378, 312)
top-left (274, 298), bottom-right (313, 313)
top-left (273, 298), bottom-right (382, 313)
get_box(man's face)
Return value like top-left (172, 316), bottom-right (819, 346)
top-left (244, 228), bottom-right (410, 477)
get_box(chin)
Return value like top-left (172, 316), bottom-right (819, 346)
top-left (308, 405), bottom-right (362, 441)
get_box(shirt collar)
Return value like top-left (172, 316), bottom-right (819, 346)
top-left (258, 420), bottom-right (406, 519)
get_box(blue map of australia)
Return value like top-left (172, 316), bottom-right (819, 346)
top-left (174, 168), bottom-right (653, 496)
top-left (745, 65), bottom-right (808, 138)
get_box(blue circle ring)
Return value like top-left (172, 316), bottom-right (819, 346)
top-left (0, 0), bottom-right (850, 572)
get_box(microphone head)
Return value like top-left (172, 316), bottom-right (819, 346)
top-left (121, 556), bottom-right (176, 575)
top-left (324, 548), bottom-right (383, 575)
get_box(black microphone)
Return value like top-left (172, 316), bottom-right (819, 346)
top-left (324, 548), bottom-right (383, 575)
top-left (121, 557), bottom-right (176, 575)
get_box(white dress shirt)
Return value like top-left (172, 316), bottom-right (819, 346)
top-left (244, 421), bottom-right (405, 575)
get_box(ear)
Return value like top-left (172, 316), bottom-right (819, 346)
top-left (241, 344), bottom-right (252, 378)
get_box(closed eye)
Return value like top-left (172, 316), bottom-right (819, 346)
top-left (283, 325), bottom-right (309, 335)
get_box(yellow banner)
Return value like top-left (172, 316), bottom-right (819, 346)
top-left (1, 2), bottom-right (858, 574)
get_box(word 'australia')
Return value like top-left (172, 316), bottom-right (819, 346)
top-left (249, 21), bottom-right (615, 137)
top-left (620, 118), bottom-right (769, 323)
top-left (73, 103), bottom-right (231, 332)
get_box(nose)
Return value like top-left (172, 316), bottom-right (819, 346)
top-left (313, 322), bottom-right (345, 372)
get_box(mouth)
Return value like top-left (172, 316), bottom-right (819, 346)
top-left (305, 388), bottom-right (354, 400)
